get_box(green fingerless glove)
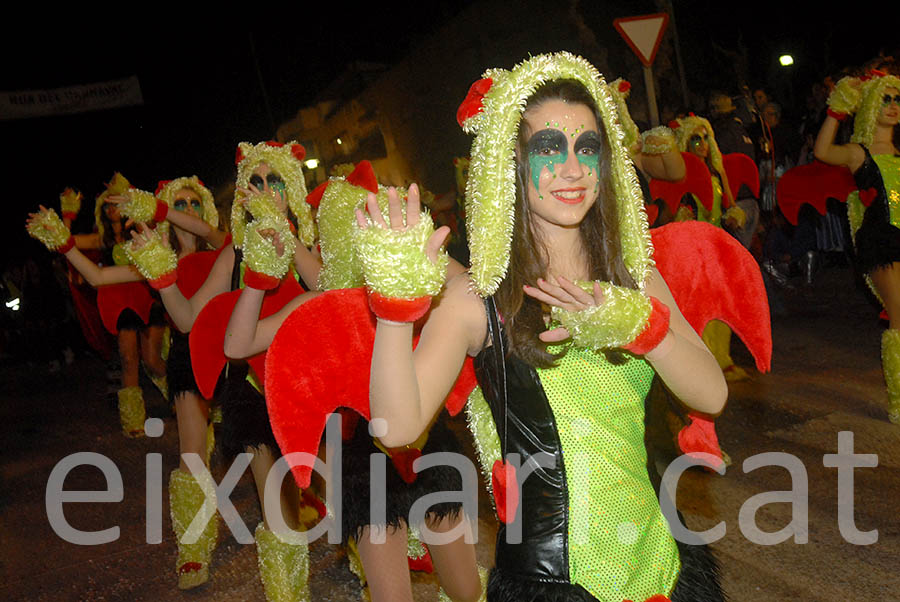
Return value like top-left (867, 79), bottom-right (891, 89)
top-left (354, 211), bottom-right (448, 300)
top-left (118, 189), bottom-right (167, 223)
top-left (827, 77), bottom-right (862, 118)
top-left (231, 192), bottom-right (284, 248)
top-left (27, 209), bottom-right (74, 252)
top-left (641, 126), bottom-right (677, 155)
top-left (243, 213), bottom-right (296, 282)
top-left (59, 188), bottom-right (82, 220)
top-left (124, 230), bottom-right (178, 288)
top-left (550, 281), bottom-right (652, 350)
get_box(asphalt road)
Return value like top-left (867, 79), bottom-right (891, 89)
top-left (2, 263), bottom-right (898, 601)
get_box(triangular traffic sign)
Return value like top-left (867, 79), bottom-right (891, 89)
top-left (613, 13), bottom-right (670, 67)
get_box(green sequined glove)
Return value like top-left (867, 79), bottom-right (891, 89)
top-left (124, 229), bottom-right (178, 288)
top-left (243, 213), bottom-right (296, 282)
top-left (550, 281), bottom-right (652, 350)
top-left (27, 208), bottom-right (74, 252)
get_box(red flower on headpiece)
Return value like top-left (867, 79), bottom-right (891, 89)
top-left (155, 180), bottom-right (171, 196)
top-left (668, 120), bottom-right (680, 129)
top-left (457, 77), bottom-right (493, 128)
top-left (265, 141), bottom-right (284, 148)
top-left (618, 80), bottom-right (631, 93)
top-left (235, 146), bottom-right (244, 165)
top-left (290, 144), bottom-right (306, 163)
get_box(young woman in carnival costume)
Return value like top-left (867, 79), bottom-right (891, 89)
top-left (125, 140), bottom-right (321, 601)
top-left (28, 176), bottom-right (230, 589)
top-left (354, 52), bottom-right (738, 601)
top-left (814, 69), bottom-right (900, 424)
top-left (27, 173), bottom-right (167, 437)
top-left (225, 160), bottom-right (485, 602)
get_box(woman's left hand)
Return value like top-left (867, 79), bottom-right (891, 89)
top-left (524, 276), bottom-right (605, 342)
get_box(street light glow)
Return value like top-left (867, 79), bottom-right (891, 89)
top-left (305, 159), bottom-right (319, 169)
top-left (779, 54), bottom-right (794, 67)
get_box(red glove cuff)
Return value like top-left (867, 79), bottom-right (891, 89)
top-left (827, 108), bottom-right (848, 122)
top-left (57, 236), bottom-right (76, 254)
top-left (623, 296), bottom-right (670, 355)
top-left (153, 199), bottom-right (169, 223)
top-left (62, 212), bottom-right (78, 221)
top-left (368, 291), bottom-right (432, 322)
top-left (243, 268), bottom-right (281, 290)
top-left (148, 269), bottom-right (178, 290)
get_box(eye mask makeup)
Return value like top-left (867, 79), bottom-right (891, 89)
top-left (527, 128), bottom-right (601, 190)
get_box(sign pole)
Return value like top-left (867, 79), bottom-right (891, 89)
top-left (613, 13), bottom-right (669, 128)
top-left (643, 65), bottom-right (659, 127)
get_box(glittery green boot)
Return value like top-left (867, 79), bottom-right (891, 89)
top-left (255, 523), bottom-right (310, 602)
top-left (117, 386), bottom-right (146, 438)
top-left (881, 329), bottom-right (900, 424)
top-left (169, 469), bottom-right (218, 589)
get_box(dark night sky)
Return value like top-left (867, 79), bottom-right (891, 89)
top-left (3, 2), bottom-right (896, 265)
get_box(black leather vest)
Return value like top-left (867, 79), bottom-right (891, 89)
top-left (473, 297), bottom-right (573, 585)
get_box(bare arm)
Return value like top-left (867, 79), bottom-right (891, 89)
top-left (293, 244), bottom-right (323, 290)
top-left (165, 210), bottom-right (228, 249)
top-left (63, 247), bottom-right (143, 286)
top-left (224, 286), bottom-right (321, 358)
top-left (636, 148), bottom-right (686, 182)
top-left (74, 232), bottom-right (102, 250)
top-left (370, 273), bottom-right (487, 447)
top-left (814, 115), bottom-right (864, 172)
top-left (642, 268), bottom-right (728, 415)
top-left (158, 244), bottom-right (234, 332)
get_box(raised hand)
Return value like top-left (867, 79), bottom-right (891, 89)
top-left (523, 276), bottom-right (605, 342)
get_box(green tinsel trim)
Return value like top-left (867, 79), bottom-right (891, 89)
top-left (59, 188), bottom-right (82, 215)
top-left (124, 230), bottom-right (178, 280)
top-left (354, 209), bottom-right (448, 299)
top-left (26, 208), bottom-right (71, 251)
top-left (674, 115), bottom-right (725, 182)
top-left (464, 52), bottom-right (652, 297)
top-left (406, 525), bottom-right (428, 559)
top-left (828, 76), bottom-right (863, 117)
top-left (157, 176), bottom-right (218, 229)
top-left (119, 188), bottom-right (160, 224)
top-left (465, 386), bottom-right (501, 509)
top-left (610, 78), bottom-right (640, 151)
top-left (169, 468), bottom-right (217, 565)
top-left (231, 192), bottom-right (286, 249)
top-left (243, 213), bottom-right (296, 280)
top-left (236, 141), bottom-right (315, 246)
top-left (254, 523), bottom-right (310, 602)
top-left (316, 178), bottom-right (370, 290)
top-left (852, 75), bottom-right (900, 148)
top-left (641, 126), bottom-right (676, 155)
top-left (550, 280), bottom-right (651, 350)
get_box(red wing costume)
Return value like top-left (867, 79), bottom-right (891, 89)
top-left (722, 153), bottom-right (760, 200)
top-left (649, 152), bottom-right (714, 213)
top-left (776, 160), bottom-right (856, 225)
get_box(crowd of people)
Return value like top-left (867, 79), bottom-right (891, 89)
top-left (10, 49), bottom-right (900, 601)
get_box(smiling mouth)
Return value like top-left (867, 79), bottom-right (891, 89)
top-left (551, 188), bottom-right (586, 204)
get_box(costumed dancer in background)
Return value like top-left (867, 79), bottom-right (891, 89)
top-left (126, 141), bottom-right (319, 601)
top-left (225, 160), bottom-right (484, 602)
top-left (363, 53), bottom-right (727, 601)
top-left (673, 115), bottom-right (750, 382)
top-left (28, 173), bottom-right (167, 437)
top-left (814, 70), bottom-right (900, 424)
top-left (28, 176), bottom-right (228, 589)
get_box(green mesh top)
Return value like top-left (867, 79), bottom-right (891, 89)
top-left (874, 154), bottom-right (900, 228)
top-left (535, 346), bottom-right (680, 601)
top-left (695, 175), bottom-right (723, 227)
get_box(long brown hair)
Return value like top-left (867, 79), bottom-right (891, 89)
top-left (495, 79), bottom-right (636, 367)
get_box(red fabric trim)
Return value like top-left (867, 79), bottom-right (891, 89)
top-left (290, 144), bottom-right (306, 162)
top-left (346, 160), bottom-right (378, 194)
top-left (368, 292), bottom-right (431, 322)
top-left (152, 199), bottom-right (169, 223)
top-left (58, 236), bottom-right (76, 254)
top-left (407, 547), bottom-right (434, 573)
top-left (306, 181), bottom-right (328, 208)
top-left (677, 413), bottom-right (723, 471)
top-left (827, 108), bottom-right (848, 122)
top-left (390, 448), bottom-right (422, 484)
top-left (96, 282), bottom-right (155, 335)
top-left (148, 269), bottom-right (178, 290)
top-left (456, 77), bottom-right (493, 127)
top-left (244, 268), bottom-right (281, 290)
top-left (62, 212), bottom-right (78, 221)
top-left (623, 296), bottom-right (670, 355)
top-left (492, 459), bottom-right (519, 524)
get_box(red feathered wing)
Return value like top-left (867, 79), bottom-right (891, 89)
top-left (650, 221), bottom-right (771, 372)
top-left (96, 281), bottom-right (156, 335)
top-left (176, 250), bottom-right (220, 301)
top-left (265, 287), bottom-right (477, 489)
top-left (722, 153), bottom-right (759, 200)
top-left (649, 152), bottom-right (713, 214)
top-left (776, 160), bottom-right (855, 225)
top-left (189, 276), bottom-right (305, 400)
